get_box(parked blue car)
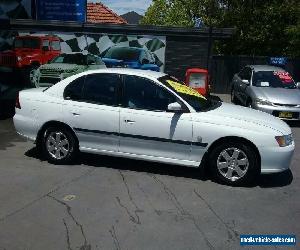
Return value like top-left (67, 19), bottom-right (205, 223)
top-left (101, 47), bottom-right (160, 72)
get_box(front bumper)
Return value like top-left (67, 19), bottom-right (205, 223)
top-left (260, 143), bottom-right (295, 174)
top-left (252, 103), bottom-right (300, 120)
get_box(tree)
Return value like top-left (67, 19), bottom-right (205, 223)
top-left (141, 0), bottom-right (300, 57)
top-left (141, 0), bottom-right (222, 27)
top-left (215, 0), bottom-right (300, 56)
top-left (140, 0), bottom-right (193, 27)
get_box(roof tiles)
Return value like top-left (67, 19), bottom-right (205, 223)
top-left (87, 2), bottom-right (128, 24)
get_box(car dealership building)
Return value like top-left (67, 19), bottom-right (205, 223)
top-left (0, 0), bottom-right (233, 84)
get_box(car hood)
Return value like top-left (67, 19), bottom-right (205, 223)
top-left (252, 86), bottom-right (300, 104)
top-left (194, 102), bottom-right (291, 135)
top-left (39, 63), bottom-right (85, 71)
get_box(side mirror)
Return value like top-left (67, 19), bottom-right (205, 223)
top-left (242, 79), bottom-right (250, 85)
top-left (297, 82), bottom-right (300, 89)
top-left (88, 61), bottom-right (96, 65)
top-left (167, 102), bottom-right (184, 113)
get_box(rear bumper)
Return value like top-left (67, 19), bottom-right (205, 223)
top-left (13, 113), bottom-right (38, 142)
top-left (260, 143), bottom-right (295, 174)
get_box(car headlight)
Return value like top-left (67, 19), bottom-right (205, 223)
top-left (255, 98), bottom-right (273, 106)
top-left (275, 134), bottom-right (293, 147)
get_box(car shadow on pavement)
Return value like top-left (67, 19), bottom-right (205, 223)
top-left (256, 170), bottom-right (293, 188)
top-left (25, 147), bottom-right (208, 181)
top-left (0, 119), bottom-right (26, 151)
top-left (25, 147), bottom-right (293, 188)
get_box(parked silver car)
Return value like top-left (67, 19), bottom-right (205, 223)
top-left (231, 65), bottom-right (300, 120)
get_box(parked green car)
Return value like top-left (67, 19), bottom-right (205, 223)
top-left (33, 52), bottom-right (106, 87)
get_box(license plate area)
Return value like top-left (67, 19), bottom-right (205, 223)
top-left (278, 112), bottom-right (295, 119)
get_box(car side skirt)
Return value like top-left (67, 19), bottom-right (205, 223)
top-left (80, 146), bottom-right (201, 167)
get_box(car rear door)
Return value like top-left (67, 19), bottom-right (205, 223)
top-left (119, 75), bottom-right (193, 161)
top-left (63, 73), bottom-right (121, 152)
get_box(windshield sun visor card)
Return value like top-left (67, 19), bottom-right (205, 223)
top-left (273, 71), bottom-right (293, 83)
top-left (166, 80), bottom-right (206, 100)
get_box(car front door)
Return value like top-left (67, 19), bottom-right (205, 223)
top-left (119, 75), bottom-right (193, 161)
top-left (239, 67), bottom-right (252, 104)
top-left (63, 73), bottom-right (121, 152)
top-left (236, 67), bottom-right (251, 105)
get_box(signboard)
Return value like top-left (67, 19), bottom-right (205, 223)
top-left (269, 57), bottom-right (287, 66)
top-left (36, 0), bottom-right (86, 22)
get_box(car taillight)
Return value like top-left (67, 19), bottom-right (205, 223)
top-left (15, 94), bottom-right (21, 109)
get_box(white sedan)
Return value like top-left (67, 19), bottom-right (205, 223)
top-left (14, 69), bottom-right (295, 185)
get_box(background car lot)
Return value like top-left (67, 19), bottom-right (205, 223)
top-left (0, 95), bottom-right (299, 250)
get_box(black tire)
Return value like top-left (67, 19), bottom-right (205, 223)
top-left (247, 99), bottom-right (253, 108)
top-left (41, 126), bottom-right (78, 164)
top-left (231, 88), bottom-right (238, 104)
top-left (209, 141), bottom-right (259, 186)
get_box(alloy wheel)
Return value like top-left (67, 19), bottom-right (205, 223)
top-left (217, 147), bottom-right (249, 182)
top-left (46, 131), bottom-right (70, 160)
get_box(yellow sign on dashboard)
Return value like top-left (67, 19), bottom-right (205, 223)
top-left (166, 80), bottom-right (206, 100)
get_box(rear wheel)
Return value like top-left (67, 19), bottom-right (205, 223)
top-left (209, 141), bottom-right (259, 186)
top-left (42, 126), bottom-right (78, 164)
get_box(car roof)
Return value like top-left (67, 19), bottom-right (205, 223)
top-left (85, 68), bottom-right (165, 78)
top-left (46, 68), bottom-right (167, 96)
top-left (247, 65), bottom-right (285, 72)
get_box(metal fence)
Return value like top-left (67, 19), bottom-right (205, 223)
top-left (210, 55), bottom-right (300, 94)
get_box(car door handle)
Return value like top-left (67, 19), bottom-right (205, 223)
top-left (124, 119), bottom-right (135, 124)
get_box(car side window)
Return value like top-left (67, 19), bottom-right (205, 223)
top-left (42, 40), bottom-right (49, 49)
top-left (123, 75), bottom-right (177, 111)
top-left (239, 67), bottom-right (251, 81)
top-left (51, 40), bottom-right (61, 51)
top-left (82, 74), bottom-right (119, 106)
top-left (64, 76), bottom-right (85, 101)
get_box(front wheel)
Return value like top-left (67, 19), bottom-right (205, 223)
top-left (231, 88), bottom-right (238, 104)
top-left (209, 141), bottom-right (259, 186)
top-left (247, 100), bottom-right (253, 109)
top-left (42, 126), bottom-right (78, 164)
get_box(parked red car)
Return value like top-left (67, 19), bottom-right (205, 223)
top-left (185, 68), bottom-right (210, 97)
top-left (0, 35), bottom-right (61, 76)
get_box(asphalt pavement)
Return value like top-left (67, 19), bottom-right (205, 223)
top-left (0, 95), bottom-right (299, 250)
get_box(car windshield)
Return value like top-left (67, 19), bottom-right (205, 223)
top-left (14, 38), bottom-right (40, 49)
top-left (51, 54), bottom-right (87, 65)
top-left (103, 47), bottom-right (141, 61)
top-left (158, 75), bottom-right (217, 112)
top-left (252, 71), bottom-right (296, 89)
